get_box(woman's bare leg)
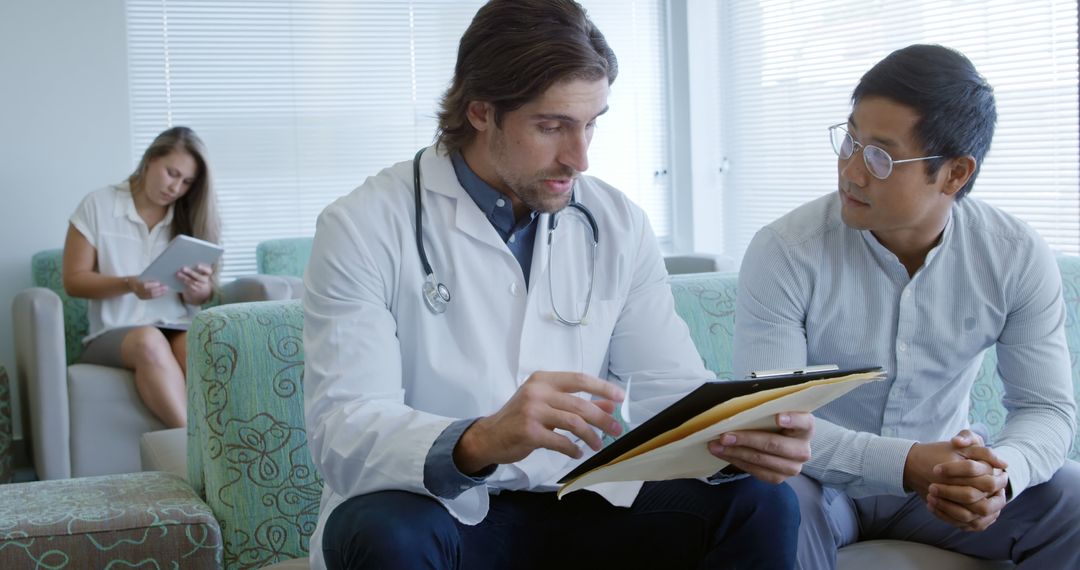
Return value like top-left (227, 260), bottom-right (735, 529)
top-left (120, 326), bottom-right (187, 428)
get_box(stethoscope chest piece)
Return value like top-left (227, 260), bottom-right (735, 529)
top-left (423, 278), bottom-right (451, 314)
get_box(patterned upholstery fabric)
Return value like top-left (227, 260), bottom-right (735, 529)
top-left (670, 272), bottom-right (741, 380)
top-left (31, 249), bottom-right (89, 365)
top-left (256, 238), bottom-right (313, 277)
top-left (187, 256), bottom-right (1080, 566)
top-left (0, 471), bottom-right (222, 568)
top-left (0, 365), bottom-right (11, 484)
top-left (188, 301), bottom-right (318, 570)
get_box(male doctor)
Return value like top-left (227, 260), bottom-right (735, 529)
top-left (304, 1), bottom-right (812, 568)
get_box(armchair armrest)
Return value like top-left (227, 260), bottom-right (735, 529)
top-left (663, 253), bottom-right (736, 275)
top-left (12, 287), bottom-right (72, 480)
top-left (217, 275), bottom-right (297, 304)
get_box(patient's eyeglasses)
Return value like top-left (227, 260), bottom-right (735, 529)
top-left (828, 123), bottom-right (941, 180)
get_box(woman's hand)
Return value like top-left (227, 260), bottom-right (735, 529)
top-left (177, 263), bottom-right (214, 305)
top-left (126, 276), bottom-right (169, 300)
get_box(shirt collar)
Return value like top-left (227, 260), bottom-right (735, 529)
top-left (860, 207), bottom-right (955, 278)
top-left (115, 179), bottom-right (174, 229)
top-left (450, 152), bottom-right (536, 235)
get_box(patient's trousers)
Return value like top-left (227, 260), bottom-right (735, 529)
top-left (789, 460), bottom-right (1080, 569)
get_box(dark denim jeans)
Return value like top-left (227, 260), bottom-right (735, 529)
top-left (323, 477), bottom-right (799, 569)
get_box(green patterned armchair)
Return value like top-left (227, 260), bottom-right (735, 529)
top-left (188, 300), bottom-right (314, 569)
top-left (255, 238), bottom-right (312, 299)
top-left (10, 248), bottom-right (295, 481)
top-left (187, 258), bottom-right (1080, 569)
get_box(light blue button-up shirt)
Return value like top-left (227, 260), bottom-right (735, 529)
top-left (734, 192), bottom-right (1076, 499)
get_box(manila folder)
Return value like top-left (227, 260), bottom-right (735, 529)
top-left (557, 368), bottom-right (884, 498)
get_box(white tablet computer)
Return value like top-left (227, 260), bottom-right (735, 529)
top-left (140, 235), bottom-right (224, 291)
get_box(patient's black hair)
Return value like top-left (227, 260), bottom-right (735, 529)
top-left (853, 44), bottom-right (996, 198)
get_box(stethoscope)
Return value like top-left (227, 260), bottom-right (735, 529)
top-left (412, 147), bottom-right (599, 325)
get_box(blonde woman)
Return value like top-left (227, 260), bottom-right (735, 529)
top-left (63, 126), bottom-right (221, 428)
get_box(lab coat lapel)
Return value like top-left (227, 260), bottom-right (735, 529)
top-left (420, 146), bottom-right (510, 253)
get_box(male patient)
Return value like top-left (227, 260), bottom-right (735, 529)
top-left (735, 44), bottom-right (1080, 568)
top-left (304, 1), bottom-right (812, 568)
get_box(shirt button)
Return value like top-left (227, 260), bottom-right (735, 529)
top-left (902, 289), bottom-right (912, 298)
top-left (509, 283), bottom-right (521, 296)
top-left (508, 234), bottom-right (517, 244)
top-left (898, 341), bottom-right (908, 352)
top-left (496, 198), bottom-right (506, 208)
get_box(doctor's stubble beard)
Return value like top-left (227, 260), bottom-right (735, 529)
top-left (489, 130), bottom-right (578, 215)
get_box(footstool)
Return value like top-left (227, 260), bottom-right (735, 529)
top-left (0, 471), bottom-right (221, 568)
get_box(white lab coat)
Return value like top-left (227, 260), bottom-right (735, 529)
top-left (303, 145), bottom-right (713, 566)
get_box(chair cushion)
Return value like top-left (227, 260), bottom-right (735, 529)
top-left (68, 363), bottom-right (163, 477)
top-left (838, 539), bottom-right (1014, 569)
top-left (0, 472), bottom-right (222, 568)
top-left (140, 427), bottom-right (188, 481)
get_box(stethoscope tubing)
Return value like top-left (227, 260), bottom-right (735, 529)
top-left (412, 146), bottom-right (598, 321)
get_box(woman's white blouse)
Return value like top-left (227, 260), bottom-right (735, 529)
top-left (69, 181), bottom-right (191, 342)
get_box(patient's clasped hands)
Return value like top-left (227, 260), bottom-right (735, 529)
top-left (905, 429), bottom-right (1010, 532)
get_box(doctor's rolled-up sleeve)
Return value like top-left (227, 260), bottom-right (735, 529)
top-left (424, 418), bottom-right (495, 499)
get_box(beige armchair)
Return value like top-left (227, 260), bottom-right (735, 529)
top-left (11, 248), bottom-right (295, 480)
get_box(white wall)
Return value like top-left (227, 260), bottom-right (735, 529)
top-left (0, 0), bottom-right (131, 439)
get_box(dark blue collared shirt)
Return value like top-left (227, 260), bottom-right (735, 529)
top-left (450, 152), bottom-right (539, 285)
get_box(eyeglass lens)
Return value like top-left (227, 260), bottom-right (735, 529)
top-left (831, 127), bottom-right (892, 179)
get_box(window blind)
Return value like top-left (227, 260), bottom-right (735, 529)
top-left (126, 0), bottom-right (670, 278)
top-left (715, 0), bottom-right (1079, 260)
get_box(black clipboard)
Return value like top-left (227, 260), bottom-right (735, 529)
top-left (558, 366), bottom-right (882, 484)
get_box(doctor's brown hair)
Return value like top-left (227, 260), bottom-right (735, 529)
top-left (436, 0), bottom-right (618, 154)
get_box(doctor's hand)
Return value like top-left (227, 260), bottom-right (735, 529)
top-left (707, 412), bottom-right (814, 484)
top-left (919, 430), bottom-right (1010, 532)
top-left (453, 371), bottom-right (625, 476)
top-left (177, 263), bottom-right (214, 305)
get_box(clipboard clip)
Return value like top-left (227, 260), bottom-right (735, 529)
top-left (749, 364), bottom-right (840, 379)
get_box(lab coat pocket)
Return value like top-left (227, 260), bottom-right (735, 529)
top-left (578, 298), bottom-right (623, 379)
